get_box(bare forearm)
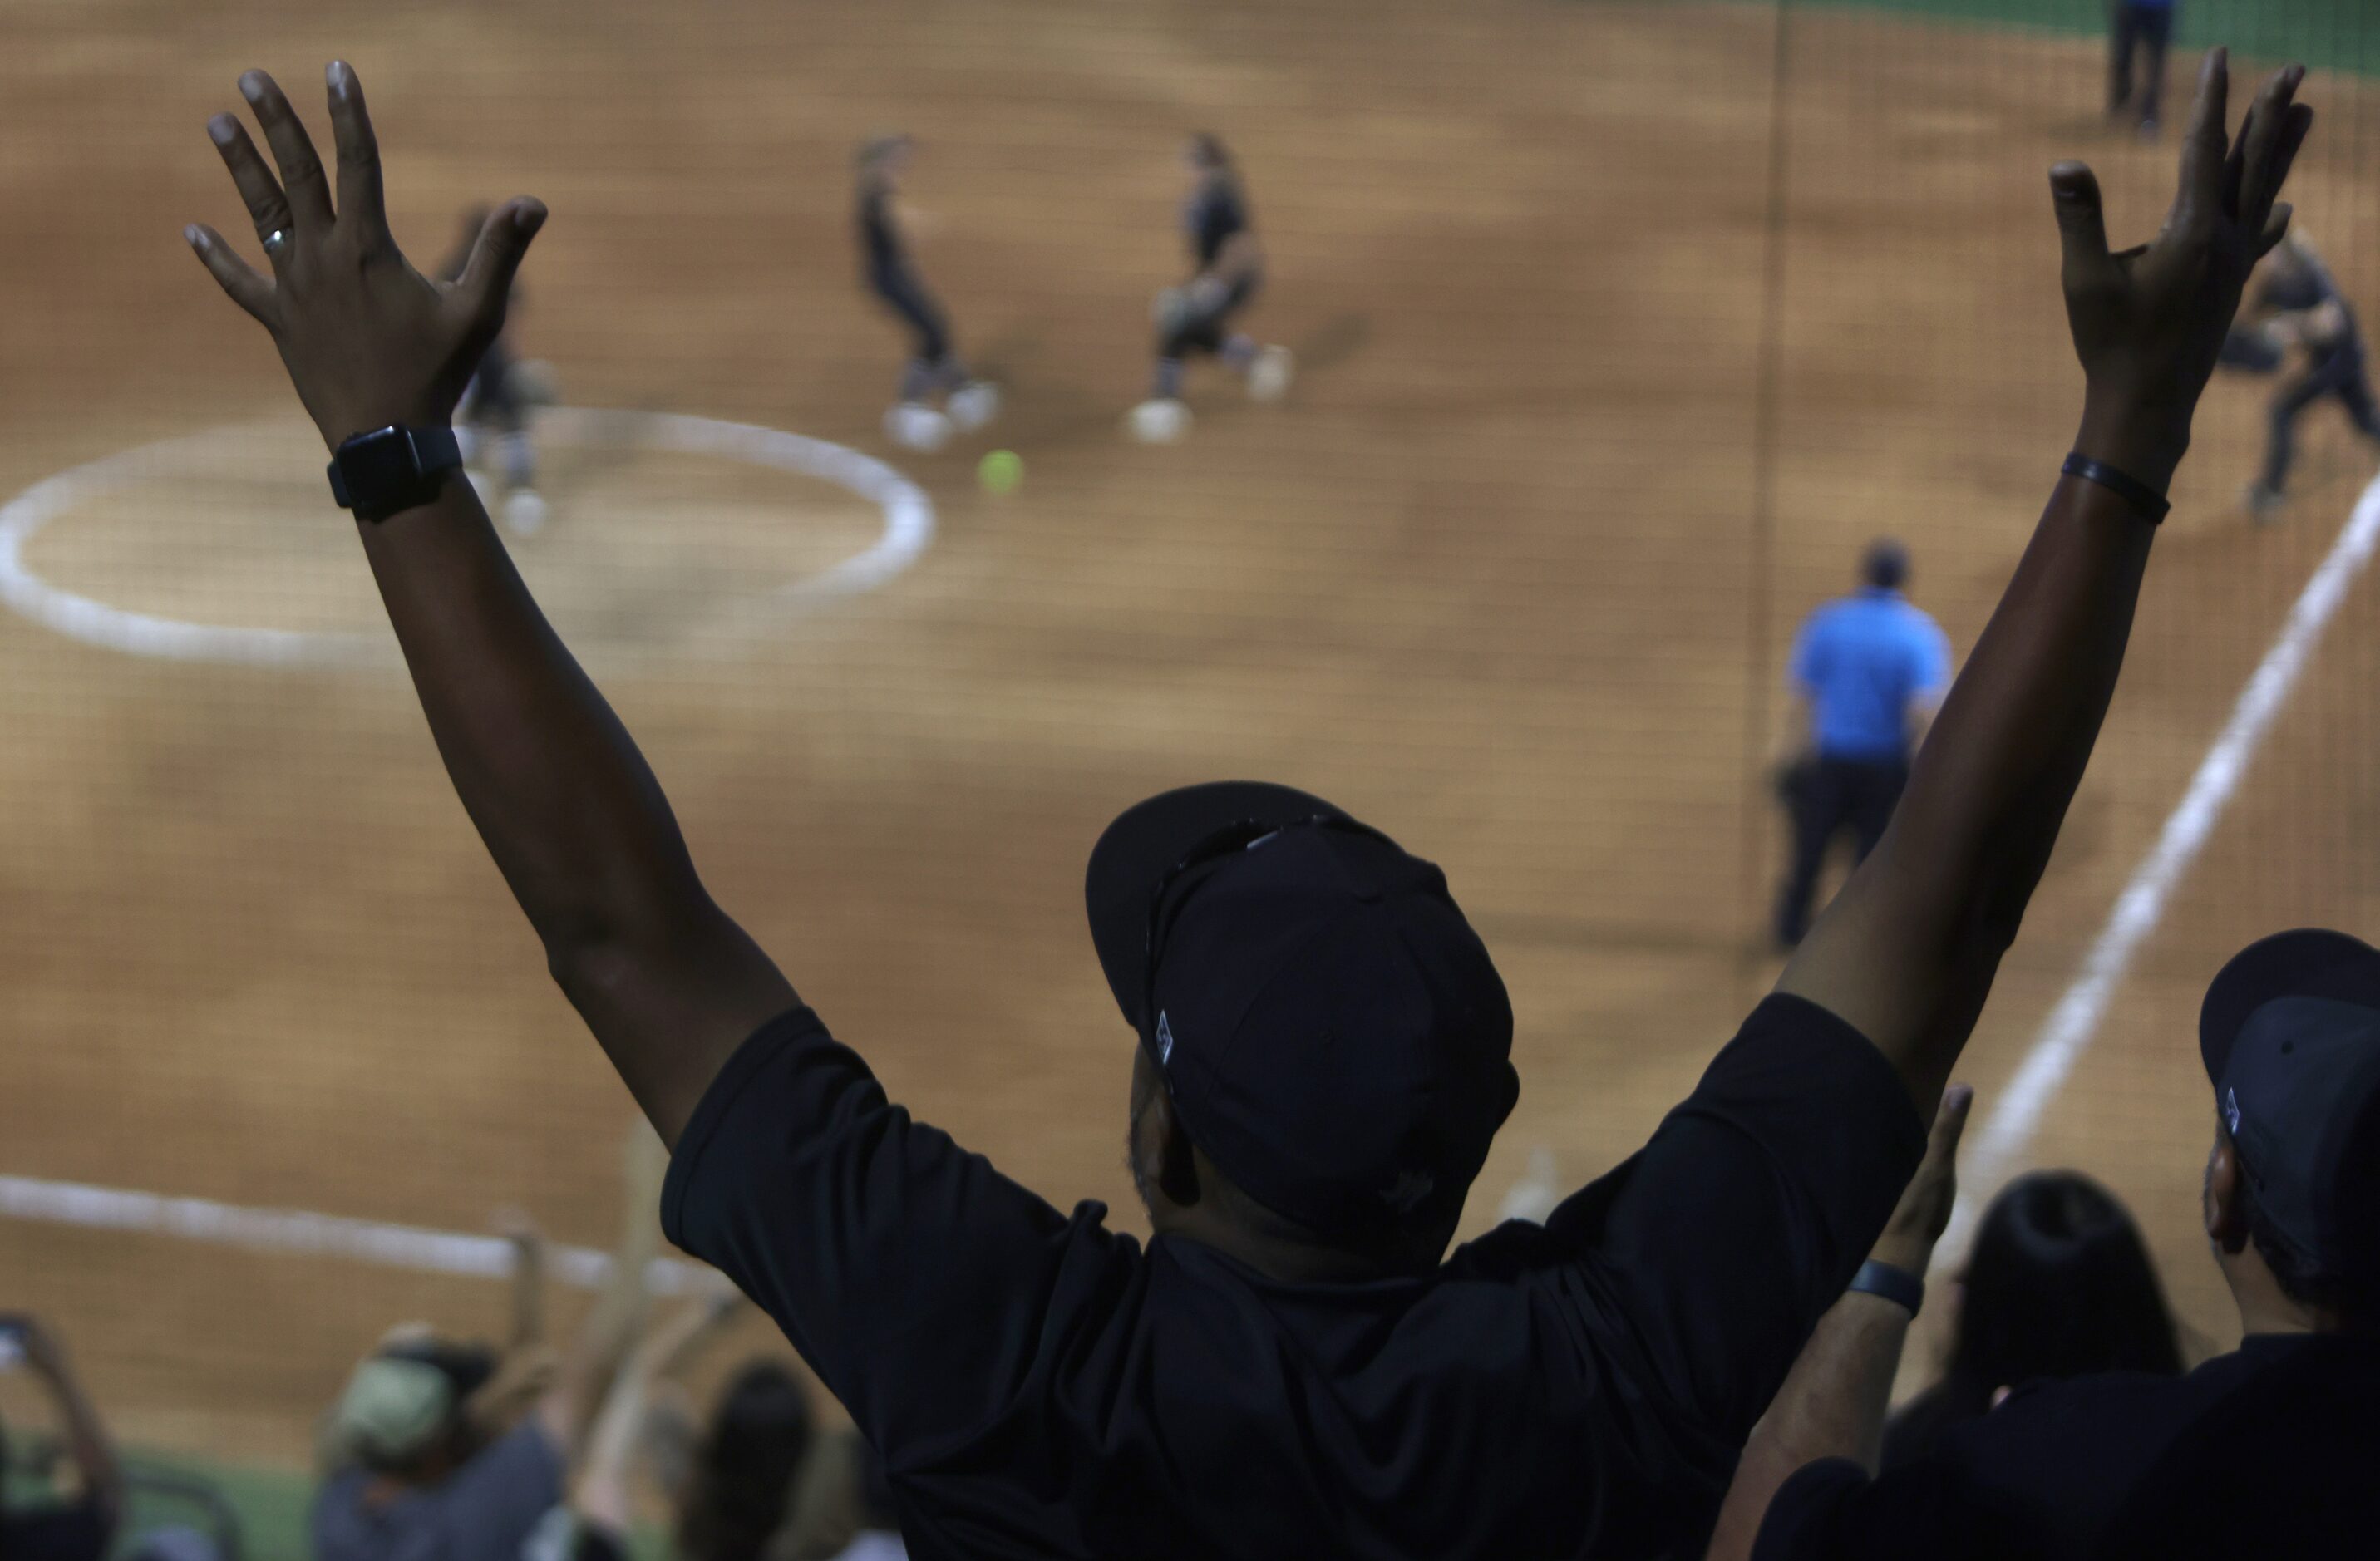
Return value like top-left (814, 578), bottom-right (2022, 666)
top-left (357, 479), bottom-right (792, 1139)
top-left (507, 1229), bottom-right (548, 1349)
top-left (357, 480), bottom-right (706, 953)
top-left (1776, 57), bottom-right (2313, 1104)
top-left (38, 1369), bottom-right (125, 1520)
top-left (1785, 435), bottom-right (2158, 1104)
top-left (1888, 468), bottom-right (2155, 910)
top-left (1705, 1294), bottom-right (1912, 1561)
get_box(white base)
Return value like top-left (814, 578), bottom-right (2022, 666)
top-left (1127, 398), bottom-right (1193, 445)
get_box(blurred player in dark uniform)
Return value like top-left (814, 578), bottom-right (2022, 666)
top-left (442, 207), bottom-right (549, 537)
top-left (1128, 135), bottom-right (1293, 444)
top-left (2232, 232), bottom-right (2380, 521)
top-left (2108, 0), bottom-right (2176, 138)
top-left (856, 135), bottom-right (997, 453)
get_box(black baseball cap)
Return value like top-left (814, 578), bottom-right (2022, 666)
top-left (1086, 781), bottom-right (1518, 1235)
top-left (2200, 928), bottom-right (2380, 1279)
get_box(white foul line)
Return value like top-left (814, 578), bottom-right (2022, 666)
top-left (1949, 470), bottom-right (2380, 1255)
top-left (0, 1171), bottom-right (711, 1295)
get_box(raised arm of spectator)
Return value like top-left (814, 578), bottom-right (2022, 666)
top-left (186, 63), bottom-right (795, 1146)
top-left (13, 1318), bottom-right (126, 1533)
top-left (1779, 51), bottom-right (2312, 1111)
top-left (530, 1123), bottom-right (672, 1460)
top-left (571, 1289), bottom-right (742, 1536)
top-left (1703, 1086), bottom-right (1971, 1561)
top-left (500, 1208), bottom-right (549, 1352)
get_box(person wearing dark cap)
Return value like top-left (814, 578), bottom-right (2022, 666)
top-left (187, 49), bottom-right (2304, 1561)
top-left (1720, 927), bottom-right (2380, 1561)
top-left (1771, 537), bottom-right (1952, 950)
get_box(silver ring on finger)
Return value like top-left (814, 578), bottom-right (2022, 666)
top-left (262, 228), bottom-right (292, 257)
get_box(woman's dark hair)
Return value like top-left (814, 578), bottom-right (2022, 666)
top-left (675, 1362), bottom-right (816, 1561)
top-left (1884, 1170), bottom-right (2182, 1467)
top-left (1187, 132), bottom-right (1230, 170)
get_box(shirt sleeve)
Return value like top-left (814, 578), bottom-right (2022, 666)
top-left (1539, 997), bottom-right (1926, 1464)
top-left (663, 1007), bottom-right (1136, 1465)
top-left (442, 1422), bottom-right (565, 1561)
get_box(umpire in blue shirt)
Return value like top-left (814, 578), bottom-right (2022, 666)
top-left (1774, 540), bottom-right (1952, 949)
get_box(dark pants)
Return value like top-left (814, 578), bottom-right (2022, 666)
top-left (1159, 275), bottom-right (1258, 360)
top-left (2262, 345), bottom-right (2380, 494)
top-left (869, 265), bottom-right (953, 370)
top-left (2111, 4), bottom-right (2173, 126)
top-left (1775, 755), bottom-right (1909, 948)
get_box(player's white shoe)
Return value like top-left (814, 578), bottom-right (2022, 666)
top-left (947, 382), bottom-right (1002, 431)
top-left (503, 489), bottom-right (549, 538)
top-left (885, 401), bottom-right (953, 452)
top-left (1247, 345), bottom-right (1295, 403)
top-left (1128, 398), bottom-right (1193, 445)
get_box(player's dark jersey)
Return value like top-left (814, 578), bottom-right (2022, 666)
top-left (859, 179), bottom-right (906, 279)
top-left (2259, 253), bottom-right (2362, 357)
top-left (1184, 175), bottom-right (1249, 269)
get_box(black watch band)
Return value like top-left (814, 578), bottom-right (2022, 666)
top-left (328, 425), bottom-right (464, 524)
top-left (2061, 452), bottom-right (2171, 524)
top-left (1847, 1258), bottom-right (1926, 1316)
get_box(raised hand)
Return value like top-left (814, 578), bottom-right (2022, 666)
top-left (2056, 49), bottom-right (2313, 490)
top-left (187, 62), bottom-right (545, 449)
top-left (1870, 1084), bottom-right (1973, 1275)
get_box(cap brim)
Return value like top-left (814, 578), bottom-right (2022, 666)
top-left (1085, 780), bottom-right (1350, 1031)
top-left (2202, 928), bottom-right (2380, 1088)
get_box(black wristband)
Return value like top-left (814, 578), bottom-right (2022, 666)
top-left (1847, 1258), bottom-right (1925, 1316)
top-left (2061, 452), bottom-right (2171, 524)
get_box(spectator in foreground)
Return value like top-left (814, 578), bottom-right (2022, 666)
top-left (0, 1316), bottom-right (124, 1561)
top-left (525, 1289), bottom-right (743, 1561)
top-left (1716, 928), bottom-right (2380, 1559)
top-left (1772, 539), bottom-right (1951, 949)
top-left (188, 47), bottom-right (2300, 1559)
top-left (313, 1128), bottom-right (665, 1561)
top-left (1882, 1170), bottom-right (2183, 1467)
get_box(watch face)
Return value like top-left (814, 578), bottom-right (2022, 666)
top-left (337, 427), bottom-right (420, 495)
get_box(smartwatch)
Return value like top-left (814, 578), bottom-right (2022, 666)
top-left (328, 426), bottom-right (463, 524)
